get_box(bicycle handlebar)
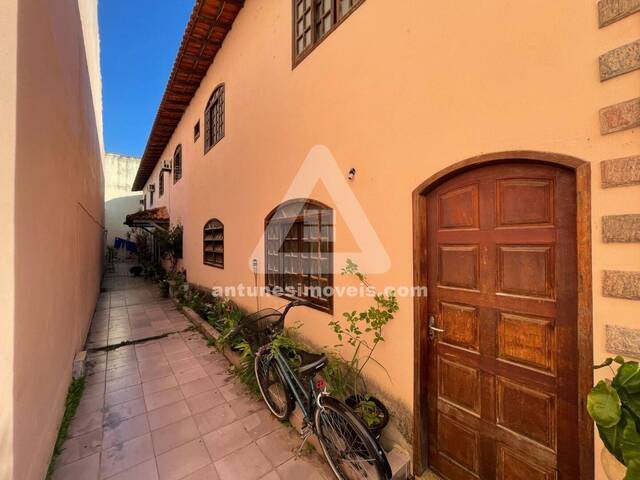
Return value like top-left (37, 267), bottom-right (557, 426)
top-left (281, 299), bottom-right (311, 318)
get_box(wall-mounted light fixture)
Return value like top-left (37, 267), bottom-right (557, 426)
top-left (347, 168), bottom-right (356, 181)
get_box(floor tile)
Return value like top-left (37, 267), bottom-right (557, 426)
top-left (106, 459), bottom-right (158, 480)
top-left (102, 414), bottom-right (150, 450)
top-left (151, 416), bottom-right (200, 455)
top-left (229, 396), bottom-right (265, 419)
top-left (175, 366), bottom-right (208, 385)
top-left (193, 403), bottom-right (237, 435)
top-left (179, 376), bottom-right (215, 398)
top-left (181, 464), bottom-right (220, 480)
top-left (100, 433), bottom-right (154, 478)
top-left (104, 397), bottom-right (146, 426)
top-left (155, 438), bottom-right (212, 480)
top-left (106, 373), bottom-right (141, 393)
top-left (57, 428), bottom-right (103, 465)
top-left (257, 472), bottom-right (280, 480)
top-left (203, 420), bottom-right (253, 461)
top-left (145, 386), bottom-right (184, 411)
top-left (52, 452), bottom-right (100, 480)
top-left (105, 384), bottom-right (144, 408)
top-left (68, 410), bottom-right (103, 438)
top-left (139, 363), bottom-right (173, 382)
top-left (276, 457), bottom-right (326, 480)
top-left (147, 400), bottom-right (191, 430)
top-left (256, 429), bottom-right (296, 467)
top-left (185, 389), bottom-right (225, 414)
top-left (76, 393), bottom-right (105, 417)
top-left (214, 443), bottom-right (272, 480)
top-left (142, 375), bottom-right (178, 396)
top-left (241, 410), bottom-right (283, 440)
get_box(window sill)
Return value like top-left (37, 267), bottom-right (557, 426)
top-left (204, 262), bottom-right (224, 269)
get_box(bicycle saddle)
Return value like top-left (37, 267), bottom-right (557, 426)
top-left (297, 350), bottom-right (327, 374)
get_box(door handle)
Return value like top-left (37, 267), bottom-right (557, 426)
top-left (428, 315), bottom-right (444, 340)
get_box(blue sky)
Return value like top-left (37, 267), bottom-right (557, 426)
top-left (99, 1), bottom-right (193, 157)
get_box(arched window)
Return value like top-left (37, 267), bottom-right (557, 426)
top-left (173, 145), bottom-right (182, 183)
top-left (204, 219), bottom-right (224, 268)
top-left (264, 199), bottom-right (333, 312)
top-left (204, 84), bottom-right (225, 153)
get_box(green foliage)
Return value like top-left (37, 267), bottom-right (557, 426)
top-left (353, 396), bottom-right (385, 428)
top-left (155, 224), bottom-right (183, 272)
top-left (589, 357), bottom-right (640, 478)
top-left (46, 377), bottom-right (86, 479)
top-left (327, 259), bottom-right (398, 401)
top-left (234, 339), bottom-right (260, 396)
top-left (270, 325), bottom-right (304, 368)
top-left (132, 229), bottom-right (151, 264)
top-left (322, 354), bottom-right (354, 401)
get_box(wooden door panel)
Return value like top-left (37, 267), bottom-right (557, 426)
top-left (496, 312), bottom-right (556, 374)
top-left (496, 178), bottom-right (554, 227)
top-left (437, 413), bottom-right (481, 477)
top-left (438, 184), bottom-right (480, 230)
top-left (439, 301), bottom-right (480, 351)
top-left (426, 163), bottom-right (578, 479)
top-left (496, 377), bottom-right (557, 450)
top-left (497, 245), bottom-right (555, 299)
top-left (438, 245), bottom-right (480, 290)
top-left (439, 357), bottom-right (481, 414)
top-left (496, 445), bottom-right (557, 480)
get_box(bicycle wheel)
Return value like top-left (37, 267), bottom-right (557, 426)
top-left (254, 351), bottom-right (293, 420)
top-left (315, 396), bottom-right (392, 480)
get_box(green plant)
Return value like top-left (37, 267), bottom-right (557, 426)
top-left (155, 224), bottom-right (183, 272)
top-left (270, 323), bottom-right (304, 368)
top-left (234, 339), bottom-right (260, 396)
top-left (132, 229), bottom-right (151, 264)
top-left (588, 356), bottom-right (640, 479)
top-left (353, 395), bottom-right (385, 428)
top-left (323, 353), bottom-right (354, 401)
top-left (46, 377), bottom-right (86, 479)
top-left (328, 259), bottom-right (398, 402)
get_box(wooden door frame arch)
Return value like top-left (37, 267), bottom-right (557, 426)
top-left (411, 151), bottom-right (593, 478)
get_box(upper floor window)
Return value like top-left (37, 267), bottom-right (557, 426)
top-left (173, 145), bottom-right (182, 183)
top-left (194, 120), bottom-right (201, 142)
top-left (265, 199), bottom-right (333, 312)
top-left (149, 185), bottom-right (155, 206)
top-left (293, 0), bottom-right (365, 65)
top-left (159, 171), bottom-right (164, 197)
top-left (204, 84), bottom-right (225, 153)
top-left (204, 218), bottom-right (224, 268)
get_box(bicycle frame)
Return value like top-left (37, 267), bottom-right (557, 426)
top-left (271, 350), bottom-right (320, 426)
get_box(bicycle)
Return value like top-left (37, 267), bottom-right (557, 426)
top-left (253, 300), bottom-right (392, 480)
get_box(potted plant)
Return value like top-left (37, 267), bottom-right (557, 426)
top-left (588, 356), bottom-right (640, 480)
top-left (327, 259), bottom-right (398, 438)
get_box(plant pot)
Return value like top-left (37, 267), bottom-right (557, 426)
top-left (601, 447), bottom-right (627, 480)
top-left (345, 394), bottom-right (389, 439)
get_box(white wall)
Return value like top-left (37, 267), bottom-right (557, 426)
top-left (104, 153), bottom-right (142, 252)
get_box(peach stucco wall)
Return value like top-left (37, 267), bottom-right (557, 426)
top-left (0, 1), bottom-right (105, 479)
top-left (143, 0), bottom-right (639, 475)
top-left (0, 0), bottom-right (18, 477)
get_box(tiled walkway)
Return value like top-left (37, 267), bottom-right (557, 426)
top-left (53, 265), bottom-right (334, 480)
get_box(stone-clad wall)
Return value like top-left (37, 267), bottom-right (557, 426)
top-left (597, 0), bottom-right (640, 359)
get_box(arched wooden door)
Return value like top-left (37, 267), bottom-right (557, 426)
top-left (425, 162), bottom-right (579, 479)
